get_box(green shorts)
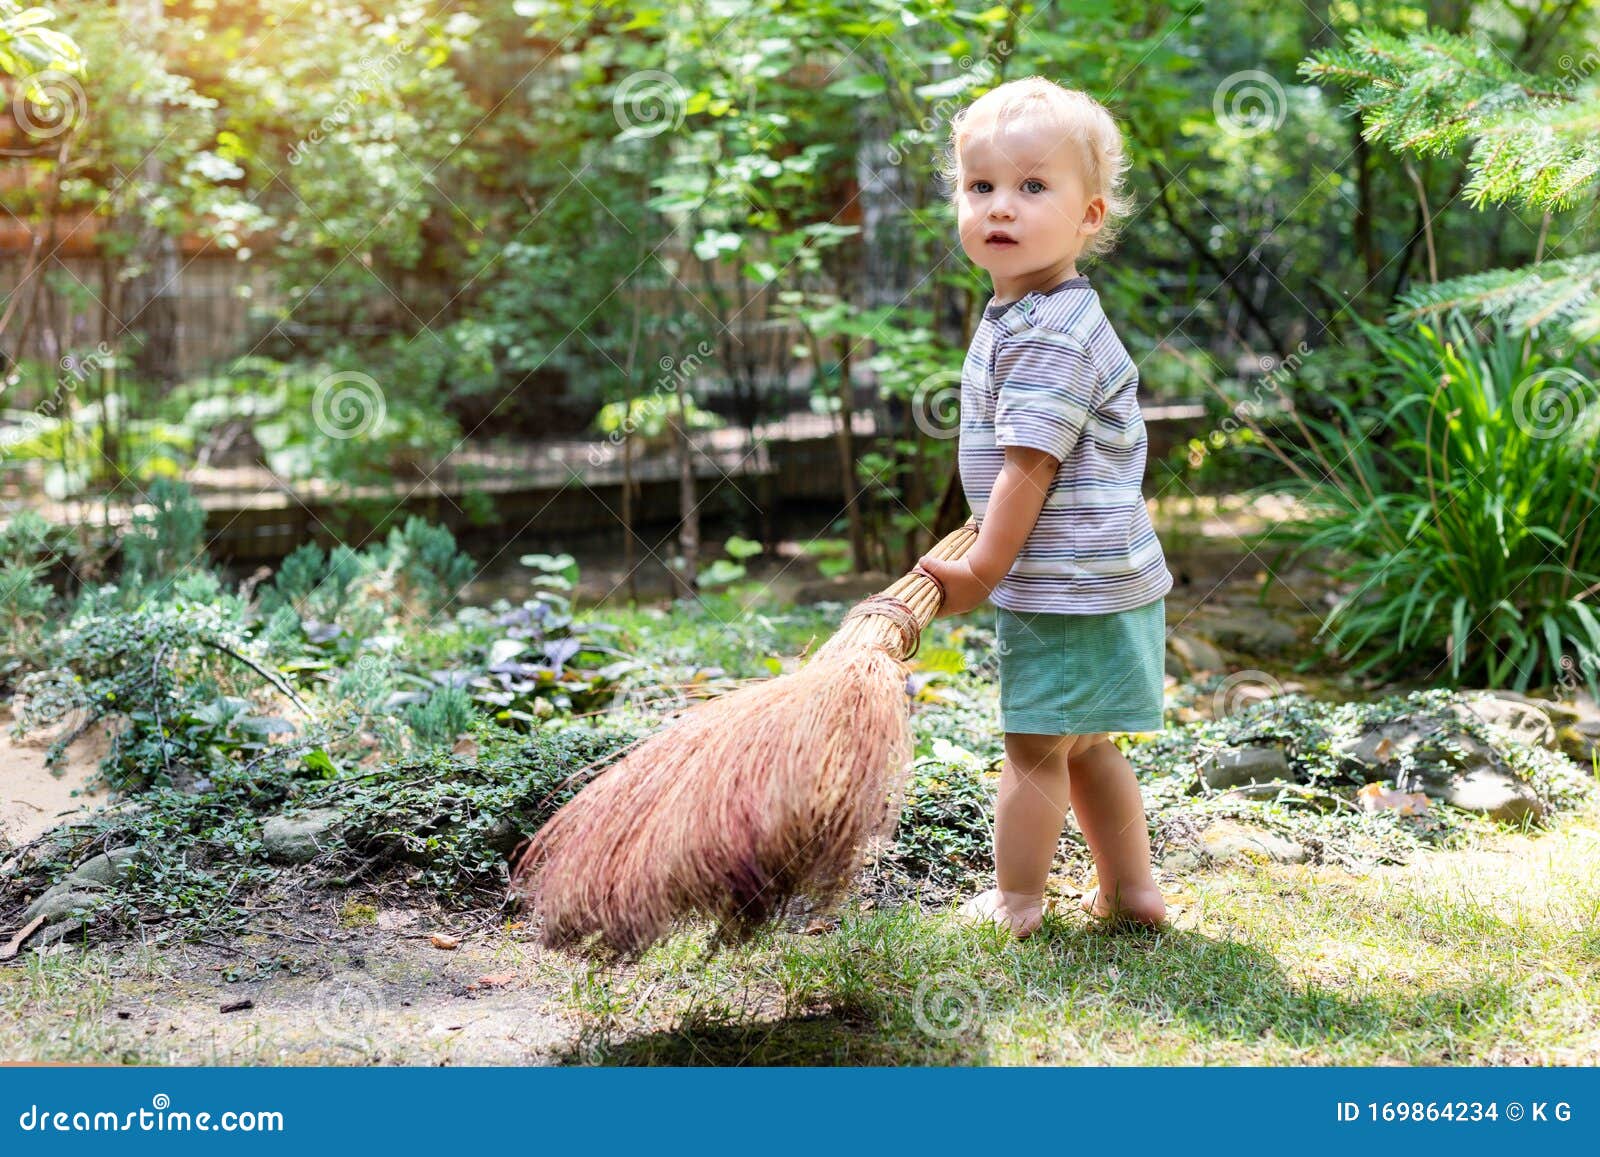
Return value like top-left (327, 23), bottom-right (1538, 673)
top-left (995, 597), bottom-right (1168, 736)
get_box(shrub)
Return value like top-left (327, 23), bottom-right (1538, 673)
top-left (1267, 313), bottom-right (1600, 693)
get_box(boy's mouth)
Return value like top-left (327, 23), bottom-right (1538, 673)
top-left (985, 231), bottom-right (1018, 247)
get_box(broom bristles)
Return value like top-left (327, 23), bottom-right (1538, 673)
top-left (510, 644), bottom-right (911, 958)
top-left (508, 521), bottom-right (978, 960)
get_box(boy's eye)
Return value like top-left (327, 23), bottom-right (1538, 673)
top-left (1023, 179), bottom-right (1045, 193)
top-left (969, 180), bottom-right (992, 193)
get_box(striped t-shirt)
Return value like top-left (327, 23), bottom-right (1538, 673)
top-left (956, 274), bottom-right (1173, 614)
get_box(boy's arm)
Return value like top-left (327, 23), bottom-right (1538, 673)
top-left (967, 445), bottom-right (1060, 590)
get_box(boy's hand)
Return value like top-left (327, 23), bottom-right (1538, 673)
top-left (916, 555), bottom-right (996, 617)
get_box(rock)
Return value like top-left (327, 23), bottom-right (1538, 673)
top-left (22, 887), bottom-right (109, 926)
top-left (792, 571), bottom-right (895, 606)
top-left (261, 808), bottom-right (343, 864)
top-left (482, 815), bottom-right (523, 857)
top-left (1163, 819), bottom-right (1306, 871)
top-left (1199, 745), bottom-right (1292, 790)
top-left (1557, 720), bottom-right (1600, 767)
top-left (1336, 720), bottom-right (1502, 782)
top-left (1452, 696), bottom-right (1557, 749)
top-left (1335, 723), bottom-right (1416, 779)
top-left (1476, 690), bottom-right (1581, 729)
top-left (65, 847), bottom-right (142, 888)
top-left (1219, 782), bottom-right (1344, 813)
top-left (1166, 632), bottom-right (1226, 677)
top-left (1381, 742), bottom-right (1545, 823)
top-left (1429, 767), bottom-right (1546, 825)
top-left (1258, 574), bottom-right (1321, 611)
top-left (1201, 608), bottom-right (1300, 656)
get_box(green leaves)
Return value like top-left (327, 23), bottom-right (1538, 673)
top-left (1269, 313), bottom-right (1600, 694)
top-left (0, 1), bottom-right (82, 79)
top-left (1303, 24), bottom-right (1600, 340)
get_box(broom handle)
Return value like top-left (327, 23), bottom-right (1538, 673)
top-left (825, 518), bottom-right (981, 650)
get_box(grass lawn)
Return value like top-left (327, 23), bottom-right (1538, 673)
top-left (510, 794), bottom-right (1600, 1065)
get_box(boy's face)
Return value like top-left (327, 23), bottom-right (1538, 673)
top-left (956, 119), bottom-right (1106, 292)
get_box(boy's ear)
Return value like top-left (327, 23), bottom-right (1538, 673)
top-left (1079, 194), bottom-right (1107, 235)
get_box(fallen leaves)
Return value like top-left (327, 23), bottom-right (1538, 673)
top-left (1357, 781), bottom-right (1430, 815)
top-left (429, 933), bottom-right (460, 950)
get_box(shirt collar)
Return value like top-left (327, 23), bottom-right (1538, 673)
top-left (983, 274), bottom-right (1091, 324)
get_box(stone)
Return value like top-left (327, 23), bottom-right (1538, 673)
top-left (1163, 819), bottom-right (1306, 871)
top-left (1476, 690), bottom-right (1581, 729)
top-left (1557, 720), bottom-right (1600, 768)
top-left (1259, 575), bottom-right (1321, 611)
top-left (1336, 721), bottom-right (1500, 782)
top-left (1219, 782), bottom-right (1344, 813)
top-left (1335, 724), bottom-right (1415, 779)
top-left (1166, 632), bottom-right (1226, 677)
top-left (1201, 608), bottom-right (1300, 656)
top-left (261, 808), bottom-right (343, 864)
top-left (1432, 767), bottom-right (1546, 825)
top-left (482, 815), bottom-right (523, 857)
top-left (22, 887), bottom-right (109, 926)
top-left (64, 847), bottom-right (142, 888)
top-left (1199, 745), bottom-right (1292, 790)
top-left (1452, 696), bottom-right (1557, 749)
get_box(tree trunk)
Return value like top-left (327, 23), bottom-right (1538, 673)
top-left (672, 380), bottom-right (699, 600)
top-left (122, 0), bottom-right (179, 389)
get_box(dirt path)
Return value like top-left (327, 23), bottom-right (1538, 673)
top-left (0, 888), bottom-right (580, 1064)
top-left (0, 705), bottom-right (114, 852)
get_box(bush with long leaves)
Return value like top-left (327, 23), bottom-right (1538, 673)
top-left (1261, 313), bottom-right (1600, 695)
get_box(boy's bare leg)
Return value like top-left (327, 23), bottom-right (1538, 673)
top-left (959, 731), bottom-right (1073, 938)
top-left (1065, 734), bottom-right (1167, 926)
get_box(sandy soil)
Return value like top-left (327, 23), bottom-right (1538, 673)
top-left (0, 703), bottom-right (117, 854)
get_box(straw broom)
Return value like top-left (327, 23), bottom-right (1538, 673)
top-left (507, 518), bottom-right (980, 960)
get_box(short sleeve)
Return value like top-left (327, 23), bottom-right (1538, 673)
top-left (992, 326), bottom-right (1100, 463)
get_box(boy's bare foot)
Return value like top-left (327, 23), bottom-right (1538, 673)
top-left (1080, 882), bottom-right (1168, 928)
top-left (957, 887), bottom-right (1044, 939)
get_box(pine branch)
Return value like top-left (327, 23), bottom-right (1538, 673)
top-left (1388, 251), bottom-right (1600, 338)
top-left (1300, 26), bottom-right (1595, 213)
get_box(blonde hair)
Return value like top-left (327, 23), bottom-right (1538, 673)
top-left (939, 76), bottom-right (1133, 262)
